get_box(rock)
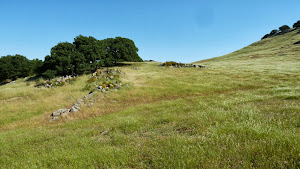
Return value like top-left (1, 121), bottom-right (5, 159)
top-left (52, 108), bottom-right (69, 116)
top-left (88, 92), bottom-right (94, 97)
top-left (76, 99), bottom-right (84, 105)
top-left (70, 106), bottom-right (80, 112)
top-left (45, 83), bottom-right (52, 88)
top-left (70, 103), bottom-right (81, 113)
top-left (50, 116), bottom-right (59, 122)
top-left (88, 103), bottom-right (94, 108)
top-left (198, 65), bottom-right (208, 68)
top-left (60, 112), bottom-right (69, 117)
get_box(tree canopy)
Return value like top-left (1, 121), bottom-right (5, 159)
top-left (279, 25), bottom-right (290, 33)
top-left (269, 29), bottom-right (278, 36)
top-left (0, 55), bottom-right (34, 83)
top-left (102, 37), bottom-right (142, 65)
top-left (0, 35), bottom-right (142, 83)
top-left (41, 35), bottom-right (142, 78)
top-left (293, 20), bottom-right (300, 28)
top-left (261, 21), bottom-right (297, 39)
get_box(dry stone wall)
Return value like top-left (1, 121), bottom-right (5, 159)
top-left (49, 68), bottom-right (123, 121)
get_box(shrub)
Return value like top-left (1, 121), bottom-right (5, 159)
top-left (96, 70), bottom-right (100, 76)
top-left (56, 81), bottom-right (65, 87)
top-left (87, 76), bottom-right (97, 83)
top-left (43, 70), bottom-right (57, 80)
top-left (162, 61), bottom-right (178, 66)
top-left (0, 55), bottom-right (32, 82)
top-left (279, 25), bottom-right (290, 33)
top-left (261, 34), bottom-right (269, 39)
top-left (293, 20), bottom-right (300, 28)
top-left (269, 29), bottom-right (278, 36)
top-left (5, 79), bottom-right (12, 83)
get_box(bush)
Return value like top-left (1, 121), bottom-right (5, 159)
top-left (56, 81), bottom-right (65, 87)
top-left (5, 79), bottom-right (12, 83)
top-left (162, 61), bottom-right (178, 66)
top-left (43, 70), bottom-right (57, 80)
top-left (279, 25), bottom-right (290, 33)
top-left (269, 29), bottom-right (278, 36)
top-left (261, 34), bottom-right (270, 39)
top-left (293, 20), bottom-right (300, 28)
top-left (87, 76), bottom-right (97, 83)
top-left (0, 55), bottom-right (32, 82)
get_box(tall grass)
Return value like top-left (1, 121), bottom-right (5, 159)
top-left (0, 30), bottom-right (299, 168)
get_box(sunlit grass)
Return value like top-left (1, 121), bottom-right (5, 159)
top-left (0, 30), bottom-right (299, 168)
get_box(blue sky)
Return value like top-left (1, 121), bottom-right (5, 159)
top-left (0, 0), bottom-right (299, 63)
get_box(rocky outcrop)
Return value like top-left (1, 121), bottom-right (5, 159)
top-left (49, 68), bottom-right (123, 121)
top-left (36, 75), bottom-right (76, 88)
top-left (160, 63), bottom-right (209, 68)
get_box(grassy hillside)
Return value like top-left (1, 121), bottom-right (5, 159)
top-left (0, 31), bottom-right (299, 168)
top-left (195, 29), bottom-right (300, 64)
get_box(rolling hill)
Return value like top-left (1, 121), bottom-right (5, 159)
top-left (0, 29), bottom-right (299, 168)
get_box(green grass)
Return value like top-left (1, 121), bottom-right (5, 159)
top-left (0, 30), bottom-right (299, 168)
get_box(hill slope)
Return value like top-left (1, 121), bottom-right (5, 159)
top-left (195, 29), bottom-right (300, 64)
top-left (0, 31), bottom-right (299, 168)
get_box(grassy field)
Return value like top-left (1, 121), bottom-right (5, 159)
top-left (0, 30), bottom-right (299, 168)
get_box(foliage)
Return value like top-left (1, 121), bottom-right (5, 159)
top-left (101, 37), bottom-right (143, 65)
top-left (0, 55), bottom-right (32, 83)
top-left (293, 20), bottom-right (300, 28)
top-left (269, 29), bottom-right (278, 36)
top-left (0, 35), bottom-right (142, 82)
top-left (73, 35), bottom-right (105, 71)
top-left (41, 35), bottom-right (143, 79)
top-left (262, 30), bottom-right (279, 39)
top-left (43, 42), bottom-right (75, 76)
top-left (42, 69), bottom-right (57, 80)
top-left (261, 20), bottom-right (299, 39)
top-left (162, 61), bottom-right (188, 67)
top-left (261, 34), bottom-right (270, 39)
top-left (87, 76), bottom-right (97, 83)
top-left (279, 25), bottom-right (290, 33)
top-left (29, 59), bottom-right (44, 75)
top-left (162, 61), bottom-right (178, 66)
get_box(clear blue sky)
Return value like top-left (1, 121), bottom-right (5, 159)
top-left (1, 0), bottom-right (299, 63)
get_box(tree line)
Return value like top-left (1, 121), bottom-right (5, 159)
top-left (0, 35), bottom-right (143, 84)
top-left (262, 20), bottom-right (300, 39)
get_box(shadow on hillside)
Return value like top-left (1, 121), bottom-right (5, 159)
top-left (26, 75), bottom-right (43, 82)
top-left (25, 63), bottom-right (135, 82)
top-left (115, 62), bottom-right (133, 67)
